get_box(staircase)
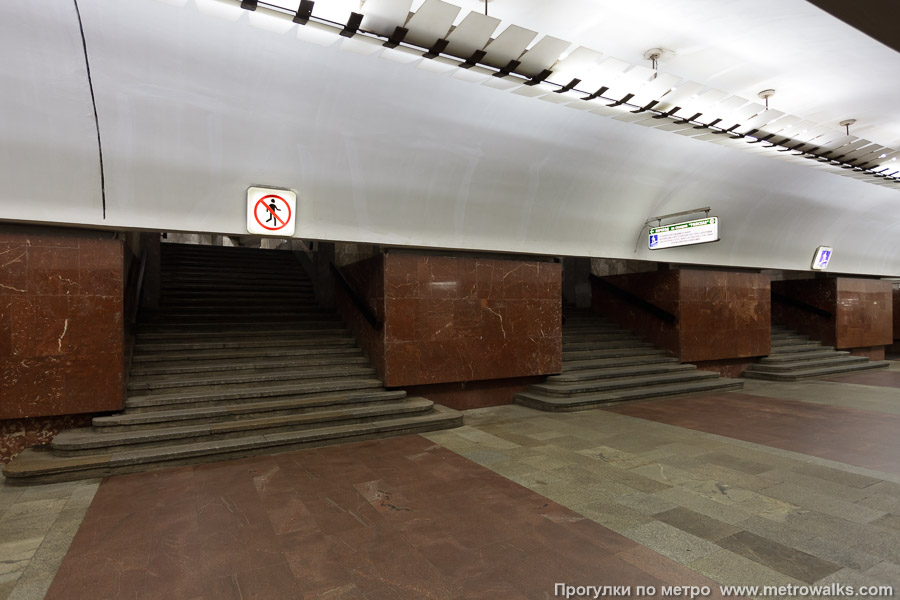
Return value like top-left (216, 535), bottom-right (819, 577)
top-left (742, 325), bottom-right (890, 381)
top-left (515, 309), bottom-right (743, 412)
top-left (3, 243), bottom-right (461, 484)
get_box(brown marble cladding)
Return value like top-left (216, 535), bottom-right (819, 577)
top-left (0, 232), bottom-right (125, 419)
top-left (835, 278), bottom-right (893, 349)
top-left (334, 254), bottom-right (386, 378)
top-left (382, 254), bottom-right (562, 387)
top-left (772, 278), bottom-right (892, 349)
top-left (0, 414), bottom-right (95, 463)
top-left (592, 270), bottom-right (770, 362)
top-left (679, 270), bottom-right (770, 362)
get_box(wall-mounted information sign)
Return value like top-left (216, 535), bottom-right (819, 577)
top-left (811, 246), bottom-right (833, 270)
top-left (649, 217), bottom-right (719, 250)
top-left (247, 186), bottom-right (296, 236)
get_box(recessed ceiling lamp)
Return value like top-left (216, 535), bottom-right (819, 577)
top-left (758, 89), bottom-right (775, 110)
top-left (840, 119), bottom-right (857, 135)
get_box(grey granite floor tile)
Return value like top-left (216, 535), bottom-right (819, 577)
top-left (716, 531), bottom-right (841, 584)
top-left (653, 507), bottom-right (743, 542)
top-left (623, 521), bottom-right (721, 565)
top-left (762, 482), bottom-right (887, 524)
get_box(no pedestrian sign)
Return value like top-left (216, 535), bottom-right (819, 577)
top-left (246, 186), bottom-right (296, 236)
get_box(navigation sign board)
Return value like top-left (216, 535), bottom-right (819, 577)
top-left (247, 186), bottom-right (296, 236)
top-left (649, 217), bottom-right (719, 250)
top-left (811, 246), bottom-right (833, 270)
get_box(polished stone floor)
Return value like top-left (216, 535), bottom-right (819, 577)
top-left (1, 361), bottom-right (898, 599)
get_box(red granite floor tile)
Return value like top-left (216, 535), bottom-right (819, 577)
top-left (47, 435), bottom-right (748, 599)
top-left (822, 369), bottom-right (900, 388)
top-left (607, 392), bottom-right (900, 475)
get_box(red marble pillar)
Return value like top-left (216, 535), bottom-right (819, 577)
top-left (335, 252), bottom-right (562, 409)
top-left (772, 277), bottom-right (892, 360)
top-left (592, 269), bottom-right (771, 376)
top-left (0, 230), bottom-right (125, 461)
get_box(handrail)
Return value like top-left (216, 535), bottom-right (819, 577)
top-left (128, 252), bottom-right (147, 325)
top-left (771, 291), bottom-right (833, 319)
top-left (589, 274), bottom-right (678, 324)
top-left (330, 262), bottom-right (383, 330)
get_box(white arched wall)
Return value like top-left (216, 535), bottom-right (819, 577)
top-left (1, 0), bottom-right (898, 276)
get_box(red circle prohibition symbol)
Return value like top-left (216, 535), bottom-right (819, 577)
top-left (254, 195), bottom-right (291, 231)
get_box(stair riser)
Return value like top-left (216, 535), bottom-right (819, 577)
top-left (532, 373), bottom-right (718, 397)
top-left (515, 381), bottom-right (744, 412)
top-left (95, 395), bottom-right (409, 431)
top-left (130, 357), bottom-right (370, 377)
top-left (550, 364), bottom-right (695, 383)
top-left (134, 338), bottom-right (356, 353)
top-left (562, 357), bottom-right (680, 372)
top-left (747, 358), bottom-right (868, 373)
top-left (3, 415), bottom-right (463, 485)
top-left (57, 407), bottom-right (435, 457)
top-left (128, 369), bottom-right (377, 394)
top-left (133, 348), bottom-right (363, 364)
top-left (125, 382), bottom-right (385, 412)
top-left (761, 351), bottom-right (849, 364)
top-left (743, 361), bottom-right (890, 381)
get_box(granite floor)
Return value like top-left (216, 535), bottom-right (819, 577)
top-left (1, 361), bottom-right (898, 599)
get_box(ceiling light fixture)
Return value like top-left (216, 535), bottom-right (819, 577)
top-left (758, 89), bottom-right (775, 110)
top-left (840, 119), bottom-right (857, 135)
top-left (643, 48), bottom-right (663, 81)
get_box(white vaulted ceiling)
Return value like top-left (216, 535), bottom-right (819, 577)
top-left (0, 0), bottom-right (898, 275)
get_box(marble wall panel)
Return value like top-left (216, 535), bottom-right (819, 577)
top-left (835, 278), bottom-right (893, 349)
top-left (679, 270), bottom-right (770, 362)
top-left (0, 231), bottom-right (124, 420)
top-left (381, 254), bottom-right (561, 387)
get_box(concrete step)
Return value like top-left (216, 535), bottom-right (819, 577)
top-left (2, 406), bottom-right (462, 484)
top-left (760, 349), bottom-right (852, 364)
top-left (770, 333), bottom-right (809, 341)
top-left (94, 390), bottom-right (409, 429)
top-left (771, 338), bottom-right (821, 348)
top-left (561, 332), bottom-right (634, 343)
top-left (160, 283), bottom-right (313, 294)
top-left (135, 321), bottom-right (344, 335)
top-left (125, 378), bottom-right (386, 412)
top-left (749, 355), bottom-right (869, 373)
top-left (130, 355), bottom-right (370, 377)
top-left (562, 347), bottom-right (667, 361)
top-left (54, 398), bottom-right (436, 456)
top-left (132, 346), bottom-right (362, 364)
top-left (743, 360), bottom-right (890, 381)
top-left (770, 343), bottom-right (834, 354)
top-left (128, 365), bottom-right (377, 393)
top-left (530, 369), bottom-right (718, 397)
top-left (515, 378), bottom-right (744, 412)
top-left (562, 339), bottom-right (653, 351)
top-left (135, 326), bottom-right (350, 341)
top-left (549, 362), bottom-right (696, 383)
top-left (134, 336), bottom-right (356, 353)
top-left (561, 355), bottom-right (680, 372)
top-left (157, 298), bottom-right (317, 308)
top-left (139, 315), bottom-right (343, 326)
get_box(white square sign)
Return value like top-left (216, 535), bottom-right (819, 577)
top-left (246, 186), bottom-right (296, 236)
